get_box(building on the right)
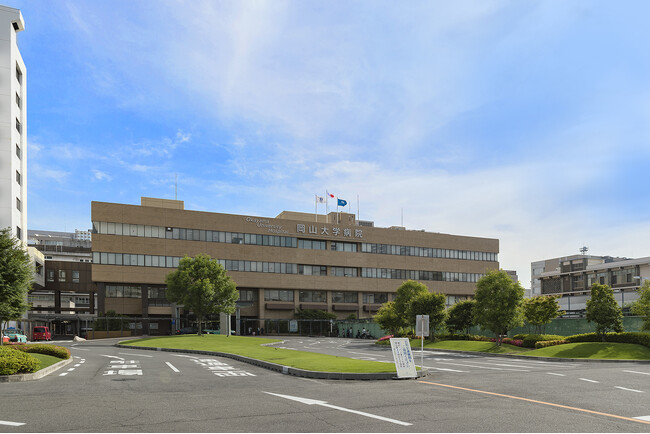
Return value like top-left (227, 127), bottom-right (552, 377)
top-left (533, 254), bottom-right (648, 315)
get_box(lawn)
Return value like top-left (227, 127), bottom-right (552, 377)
top-left (523, 342), bottom-right (650, 360)
top-left (121, 335), bottom-right (398, 373)
top-left (422, 340), bottom-right (528, 354)
top-left (30, 353), bottom-right (63, 370)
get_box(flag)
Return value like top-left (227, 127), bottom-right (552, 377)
top-left (337, 198), bottom-right (347, 207)
top-left (327, 190), bottom-right (335, 198)
top-left (316, 195), bottom-right (326, 204)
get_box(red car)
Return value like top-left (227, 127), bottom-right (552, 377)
top-left (33, 326), bottom-right (51, 341)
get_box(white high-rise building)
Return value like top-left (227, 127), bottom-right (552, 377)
top-left (0, 5), bottom-right (25, 243)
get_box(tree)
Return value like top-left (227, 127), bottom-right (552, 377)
top-left (393, 280), bottom-right (429, 330)
top-left (631, 279), bottom-right (650, 331)
top-left (165, 254), bottom-right (238, 335)
top-left (0, 227), bottom-right (32, 344)
top-left (294, 309), bottom-right (336, 320)
top-left (522, 295), bottom-right (564, 334)
top-left (586, 283), bottom-right (623, 339)
top-left (373, 301), bottom-right (402, 335)
top-left (473, 269), bottom-right (524, 345)
top-left (409, 291), bottom-right (447, 339)
top-left (446, 299), bottom-right (476, 335)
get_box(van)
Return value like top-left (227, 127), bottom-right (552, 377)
top-left (33, 326), bottom-right (51, 341)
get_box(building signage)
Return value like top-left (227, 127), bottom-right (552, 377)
top-left (289, 320), bottom-right (298, 333)
top-left (390, 337), bottom-right (417, 378)
top-left (243, 217), bottom-right (363, 238)
top-left (244, 217), bottom-right (289, 234)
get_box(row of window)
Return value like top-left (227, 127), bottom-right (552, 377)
top-left (47, 270), bottom-right (80, 283)
top-left (360, 243), bottom-right (497, 262)
top-left (92, 221), bottom-right (497, 262)
top-left (93, 251), bottom-right (485, 283)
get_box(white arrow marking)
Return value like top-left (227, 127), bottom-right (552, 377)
top-left (0, 420), bottom-right (25, 426)
top-left (263, 392), bottom-right (412, 426)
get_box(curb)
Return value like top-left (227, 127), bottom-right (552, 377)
top-left (418, 347), bottom-right (650, 364)
top-left (115, 344), bottom-right (424, 380)
top-left (0, 357), bottom-right (73, 383)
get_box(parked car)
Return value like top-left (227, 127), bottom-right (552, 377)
top-left (4, 328), bottom-right (27, 343)
top-left (33, 326), bottom-right (52, 341)
top-left (202, 329), bottom-right (220, 334)
top-left (175, 327), bottom-right (198, 335)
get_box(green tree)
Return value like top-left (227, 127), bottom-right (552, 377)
top-left (473, 269), bottom-right (524, 345)
top-left (373, 301), bottom-right (402, 335)
top-left (586, 283), bottom-right (623, 339)
top-left (446, 299), bottom-right (476, 335)
top-left (631, 280), bottom-right (650, 331)
top-left (393, 280), bottom-right (429, 330)
top-left (409, 291), bottom-right (447, 339)
top-left (522, 295), bottom-right (564, 334)
top-left (165, 254), bottom-right (238, 335)
top-left (0, 228), bottom-right (32, 344)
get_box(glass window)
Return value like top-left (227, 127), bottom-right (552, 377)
top-left (58, 270), bottom-right (66, 282)
top-left (47, 270), bottom-right (55, 282)
top-left (265, 289), bottom-right (294, 302)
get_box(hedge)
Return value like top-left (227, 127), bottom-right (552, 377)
top-left (566, 332), bottom-right (650, 347)
top-left (11, 344), bottom-right (71, 359)
top-left (0, 346), bottom-right (40, 375)
top-left (512, 334), bottom-right (566, 348)
top-left (534, 339), bottom-right (568, 349)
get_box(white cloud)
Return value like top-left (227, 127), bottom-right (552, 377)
top-left (92, 169), bottom-right (112, 181)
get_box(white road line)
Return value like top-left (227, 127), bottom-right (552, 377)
top-left (624, 370), bottom-right (650, 375)
top-left (74, 364), bottom-right (81, 367)
top-left (101, 355), bottom-right (124, 360)
top-left (165, 362), bottom-right (180, 373)
top-left (429, 367), bottom-right (468, 373)
top-left (346, 351), bottom-right (378, 357)
top-left (615, 386), bottom-right (644, 393)
top-left (119, 352), bottom-right (153, 358)
top-left (437, 362), bottom-right (529, 372)
top-left (469, 361), bottom-right (533, 369)
top-left (174, 354), bottom-right (199, 359)
top-left (264, 392), bottom-right (411, 426)
top-left (72, 348), bottom-right (90, 351)
top-left (59, 372), bottom-right (68, 377)
top-left (635, 415), bottom-right (650, 421)
top-left (579, 378), bottom-right (599, 383)
top-left (0, 420), bottom-right (25, 427)
top-left (67, 368), bottom-right (75, 372)
top-left (547, 373), bottom-right (566, 376)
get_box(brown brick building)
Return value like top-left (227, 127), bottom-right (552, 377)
top-left (92, 197), bottom-right (499, 333)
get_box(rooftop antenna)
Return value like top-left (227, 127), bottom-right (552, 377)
top-left (579, 245), bottom-right (589, 255)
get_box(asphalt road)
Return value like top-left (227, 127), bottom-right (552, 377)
top-left (1, 337), bottom-right (649, 432)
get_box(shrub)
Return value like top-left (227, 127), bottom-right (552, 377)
top-left (501, 338), bottom-right (524, 347)
top-left (534, 339), bottom-right (568, 349)
top-left (512, 334), bottom-right (566, 348)
top-left (12, 344), bottom-right (71, 359)
top-left (0, 346), bottom-right (40, 375)
top-left (566, 332), bottom-right (650, 347)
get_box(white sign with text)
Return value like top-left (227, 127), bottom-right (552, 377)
top-left (390, 338), bottom-right (417, 378)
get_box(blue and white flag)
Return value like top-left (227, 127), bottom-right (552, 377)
top-left (337, 198), bottom-right (347, 207)
top-left (316, 195), bottom-right (326, 204)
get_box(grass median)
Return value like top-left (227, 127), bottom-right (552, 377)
top-left (120, 335), bottom-right (398, 373)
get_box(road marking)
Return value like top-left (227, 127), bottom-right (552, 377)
top-left (418, 381), bottom-right (650, 426)
top-left (174, 354), bottom-right (199, 359)
top-left (437, 362), bottom-right (529, 372)
top-left (59, 372), bottom-right (68, 376)
top-left (101, 355), bottom-right (124, 360)
top-left (579, 378), bottom-right (599, 383)
top-left (263, 392), bottom-right (412, 426)
top-left (74, 364), bottom-right (81, 367)
top-left (0, 420), bottom-right (25, 427)
top-left (470, 362), bottom-right (533, 369)
top-left (72, 348), bottom-right (89, 351)
top-left (346, 351), bottom-right (378, 357)
top-left (119, 352), bottom-right (153, 358)
top-left (635, 415), bottom-right (650, 422)
top-left (615, 386), bottom-right (644, 393)
top-left (623, 370), bottom-right (650, 375)
top-left (165, 362), bottom-right (180, 373)
top-left (547, 373), bottom-right (565, 376)
top-left (429, 367), bottom-right (468, 373)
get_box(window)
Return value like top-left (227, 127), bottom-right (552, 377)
top-left (332, 267), bottom-right (357, 277)
top-left (16, 197), bottom-right (21, 211)
top-left (72, 270), bottom-right (80, 283)
top-left (264, 290), bottom-right (294, 302)
top-left (332, 292), bottom-right (358, 303)
top-left (16, 64), bottom-right (22, 84)
top-left (58, 270), bottom-right (66, 282)
top-left (16, 226), bottom-right (21, 240)
top-left (15, 118), bottom-right (21, 134)
top-left (238, 290), bottom-right (256, 302)
top-left (15, 144), bottom-right (20, 159)
top-left (15, 92), bottom-right (20, 108)
top-left (15, 171), bottom-right (20, 185)
top-left (363, 293), bottom-right (388, 304)
top-left (299, 290), bottom-right (327, 303)
top-left (47, 270), bottom-right (55, 282)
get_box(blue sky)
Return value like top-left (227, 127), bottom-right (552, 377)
top-left (8, 0), bottom-right (650, 287)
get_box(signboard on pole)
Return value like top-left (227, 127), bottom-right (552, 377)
top-left (416, 315), bottom-right (429, 337)
top-left (390, 338), bottom-right (417, 378)
top-left (289, 320), bottom-right (298, 333)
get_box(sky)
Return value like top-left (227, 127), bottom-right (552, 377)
top-left (7, 0), bottom-right (650, 287)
